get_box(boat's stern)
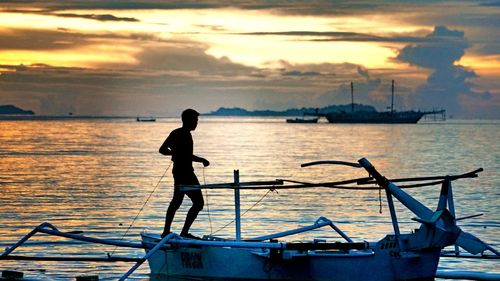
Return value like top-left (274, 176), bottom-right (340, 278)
top-left (373, 234), bottom-right (441, 281)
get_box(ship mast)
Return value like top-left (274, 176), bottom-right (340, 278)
top-left (351, 81), bottom-right (354, 113)
top-left (391, 80), bottom-right (395, 114)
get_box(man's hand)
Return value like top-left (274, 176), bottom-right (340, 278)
top-left (193, 155), bottom-right (210, 167)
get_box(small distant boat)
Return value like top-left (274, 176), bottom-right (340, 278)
top-left (286, 117), bottom-right (319, 123)
top-left (287, 108), bottom-right (320, 123)
top-left (136, 117), bottom-right (156, 122)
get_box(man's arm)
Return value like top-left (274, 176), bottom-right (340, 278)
top-left (193, 155), bottom-right (210, 167)
top-left (159, 136), bottom-right (172, 155)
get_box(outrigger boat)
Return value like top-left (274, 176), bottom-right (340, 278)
top-left (286, 117), bottom-right (319, 123)
top-left (2, 158), bottom-right (499, 280)
top-left (136, 116), bottom-right (156, 122)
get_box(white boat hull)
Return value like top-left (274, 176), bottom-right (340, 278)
top-left (142, 234), bottom-right (440, 281)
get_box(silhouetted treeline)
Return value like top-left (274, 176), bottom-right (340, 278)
top-left (205, 104), bottom-right (376, 116)
top-left (0, 105), bottom-right (34, 115)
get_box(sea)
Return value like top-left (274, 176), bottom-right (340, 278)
top-left (0, 117), bottom-right (498, 280)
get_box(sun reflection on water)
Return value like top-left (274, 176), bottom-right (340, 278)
top-left (0, 118), bottom-right (498, 279)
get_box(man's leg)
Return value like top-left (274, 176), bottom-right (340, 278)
top-left (180, 189), bottom-right (204, 236)
top-left (161, 187), bottom-right (184, 237)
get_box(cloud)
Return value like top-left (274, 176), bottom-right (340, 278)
top-left (0, 1), bottom-right (465, 15)
top-left (54, 12), bottom-right (139, 22)
top-left (0, 5), bottom-right (497, 118)
top-left (0, 44), bottom-right (268, 116)
top-left (283, 70), bottom-right (321, 76)
top-left (237, 29), bottom-right (477, 46)
top-left (0, 1), bottom-right (224, 11)
top-left (396, 26), bottom-right (492, 116)
top-left (3, 9), bottom-right (140, 22)
top-left (357, 66), bottom-right (370, 79)
top-left (474, 45), bottom-right (500, 56)
top-left (135, 44), bottom-right (260, 76)
top-left (0, 28), bottom-right (93, 51)
top-left (480, 1), bottom-right (500, 6)
top-left (0, 28), bottom-right (168, 52)
top-left (397, 26), bottom-right (468, 69)
top-left (0, 56), bottom-right (390, 116)
top-left (0, 28), bottom-right (184, 69)
top-left (275, 62), bottom-right (388, 108)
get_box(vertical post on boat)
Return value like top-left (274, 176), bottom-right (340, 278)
top-left (386, 190), bottom-right (400, 236)
top-left (358, 158), bottom-right (401, 236)
top-left (446, 179), bottom-right (460, 255)
top-left (234, 170), bottom-right (241, 241)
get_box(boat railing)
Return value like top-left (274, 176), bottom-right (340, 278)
top-left (248, 216), bottom-right (353, 243)
top-left (179, 160), bottom-right (485, 243)
top-left (120, 232), bottom-right (178, 281)
top-left (1, 222), bottom-right (147, 255)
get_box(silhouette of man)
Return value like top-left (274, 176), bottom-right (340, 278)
top-left (159, 109), bottom-right (209, 238)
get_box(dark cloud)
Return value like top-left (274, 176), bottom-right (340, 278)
top-left (0, 40), bottom-right (284, 115)
top-left (0, 43), bottom-right (269, 115)
top-left (0, 66), bottom-right (119, 115)
top-left (0, 1), bottom-right (456, 15)
top-left (316, 66), bottom-right (383, 108)
top-left (55, 12), bottom-right (139, 22)
top-left (239, 30), bottom-right (469, 45)
top-left (242, 31), bottom-right (383, 41)
top-left (392, 4), bottom-right (500, 57)
top-left (283, 70), bottom-right (321, 76)
top-left (357, 66), bottom-right (370, 79)
top-left (397, 26), bottom-right (468, 69)
top-left (1, 1), bottom-right (497, 118)
top-left (0, 1), bottom-right (223, 11)
top-left (480, 1), bottom-right (500, 6)
top-left (0, 28), bottom-right (170, 52)
top-left (0, 28), bottom-right (92, 51)
top-left (3, 8), bottom-right (140, 22)
top-left (0, 58), bottom-right (387, 116)
top-left (474, 44), bottom-right (500, 55)
top-left (397, 26), bottom-right (492, 116)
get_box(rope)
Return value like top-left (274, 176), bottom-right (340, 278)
top-left (110, 162), bottom-right (171, 256)
top-left (210, 188), bottom-right (277, 236)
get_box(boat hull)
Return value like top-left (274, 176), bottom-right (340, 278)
top-left (286, 118), bottom-right (319, 123)
top-left (142, 234), bottom-right (440, 281)
top-left (325, 111), bottom-right (424, 124)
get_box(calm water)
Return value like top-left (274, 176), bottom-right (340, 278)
top-left (0, 117), bottom-right (498, 280)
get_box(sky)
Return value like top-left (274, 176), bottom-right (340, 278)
top-left (0, 1), bottom-right (499, 118)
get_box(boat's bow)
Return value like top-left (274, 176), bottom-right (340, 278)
top-left (358, 157), bottom-right (498, 257)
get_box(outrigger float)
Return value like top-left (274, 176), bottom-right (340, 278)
top-left (2, 158), bottom-right (499, 280)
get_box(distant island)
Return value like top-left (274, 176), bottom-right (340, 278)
top-left (0, 105), bottom-right (34, 115)
top-left (204, 104), bottom-right (376, 116)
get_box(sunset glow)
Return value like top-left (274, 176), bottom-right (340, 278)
top-left (0, 2), bottom-right (498, 117)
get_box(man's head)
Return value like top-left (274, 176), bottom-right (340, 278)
top-left (181, 108), bottom-right (199, 131)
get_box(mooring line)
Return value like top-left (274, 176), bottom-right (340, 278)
top-left (110, 162), bottom-right (172, 256)
top-left (211, 188), bottom-right (277, 236)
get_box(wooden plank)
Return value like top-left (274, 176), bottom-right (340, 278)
top-left (0, 255), bottom-right (141, 262)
